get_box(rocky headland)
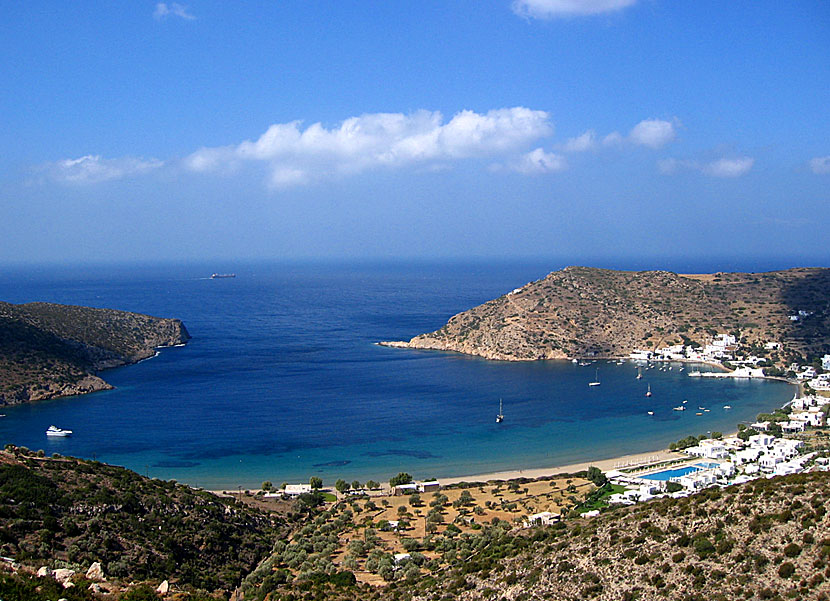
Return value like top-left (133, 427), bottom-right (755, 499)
top-left (0, 301), bottom-right (190, 405)
top-left (381, 266), bottom-right (830, 363)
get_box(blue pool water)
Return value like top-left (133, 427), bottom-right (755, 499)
top-left (643, 462), bottom-right (720, 481)
top-left (642, 466), bottom-right (702, 481)
top-left (0, 261), bottom-right (796, 489)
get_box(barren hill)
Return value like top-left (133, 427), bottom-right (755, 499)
top-left (382, 266), bottom-right (830, 362)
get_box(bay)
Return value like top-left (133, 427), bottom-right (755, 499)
top-left (0, 261), bottom-right (795, 489)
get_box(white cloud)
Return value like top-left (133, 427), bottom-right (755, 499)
top-left (809, 156), bottom-right (830, 174)
top-left (703, 156), bottom-right (754, 178)
top-left (509, 148), bottom-right (567, 174)
top-left (512, 0), bottom-right (637, 19)
top-left (563, 130), bottom-right (597, 152)
top-left (186, 107), bottom-right (554, 187)
top-left (154, 3), bottom-right (195, 20)
top-left (657, 158), bottom-right (682, 174)
top-left (43, 155), bottom-right (163, 184)
top-left (602, 131), bottom-right (623, 147)
top-left (629, 119), bottom-right (676, 149)
top-left (658, 156), bottom-right (754, 178)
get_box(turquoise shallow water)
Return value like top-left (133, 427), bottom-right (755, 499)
top-left (0, 262), bottom-right (796, 489)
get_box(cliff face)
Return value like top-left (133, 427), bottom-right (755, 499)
top-left (0, 301), bottom-right (190, 405)
top-left (382, 266), bottom-right (830, 361)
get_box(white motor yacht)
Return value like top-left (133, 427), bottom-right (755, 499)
top-left (46, 425), bottom-right (73, 437)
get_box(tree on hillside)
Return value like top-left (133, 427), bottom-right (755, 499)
top-left (586, 466), bottom-right (607, 487)
top-left (390, 472), bottom-right (413, 487)
top-left (309, 476), bottom-right (323, 489)
top-left (335, 479), bottom-right (350, 494)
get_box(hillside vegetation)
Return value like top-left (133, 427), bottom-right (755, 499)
top-left (0, 301), bottom-right (189, 405)
top-left (384, 267), bottom-right (830, 363)
top-left (0, 447), bottom-right (280, 592)
top-left (2, 448), bottom-right (829, 601)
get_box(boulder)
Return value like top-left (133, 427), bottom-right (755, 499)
top-left (37, 566), bottom-right (52, 577)
top-left (53, 568), bottom-right (75, 586)
top-left (86, 562), bottom-right (105, 581)
top-left (88, 583), bottom-right (106, 594)
top-left (156, 580), bottom-right (169, 595)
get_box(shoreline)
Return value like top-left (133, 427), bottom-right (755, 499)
top-left (435, 448), bottom-right (689, 486)
top-left (209, 448), bottom-right (691, 496)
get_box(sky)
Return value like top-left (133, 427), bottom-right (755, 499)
top-left (1, 1), bottom-right (829, 267)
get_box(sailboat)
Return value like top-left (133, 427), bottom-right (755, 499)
top-left (588, 368), bottom-right (601, 386)
top-left (496, 399), bottom-right (504, 423)
top-left (645, 383), bottom-right (652, 397)
top-left (636, 367), bottom-right (643, 380)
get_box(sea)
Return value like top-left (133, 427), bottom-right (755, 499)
top-left (0, 260), bottom-right (797, 490)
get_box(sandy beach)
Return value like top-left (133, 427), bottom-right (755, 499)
top-left (210, 448), bottom-right (692, 497)
top-left (438, 448), bottom-right (689, 486)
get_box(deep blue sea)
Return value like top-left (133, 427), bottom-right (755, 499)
top-left (0, 261), bottom-right (796, 489)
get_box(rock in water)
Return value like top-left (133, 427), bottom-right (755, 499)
top-left (86, 561), bottom-right (104, 581)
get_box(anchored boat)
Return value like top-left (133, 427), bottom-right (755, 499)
top-left (46, 425), bottom-right (72, 437)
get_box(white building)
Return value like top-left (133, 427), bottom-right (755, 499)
top-left (781, 420), bottom-right (807, 434)
top-left (733, 448), bottom-right (761, 464)
top-left (524, 511), bottom-right (561, 527)
top-left (283, 484), bottom-right (312, 496)
top-left (759, 454), bottom-right (785, 471)
top-left (749, 433), bottom-right (775, 447)
top-left (675, 469), bottom-right (718, 490)
top-left (798, 367), bottom-right (818, 380)
top-left (684, 439), bottom-right (729, 459)
top-left (822, 354), bottom-right (830, 370)
top-left (790, 409), bottom-right (825, 428)
top-left (773, 438), bottom-right (804, 456)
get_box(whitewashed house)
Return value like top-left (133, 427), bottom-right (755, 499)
top-left (759, 454), bottom-right (785, 471)
top-left (781, 420), bottom-right (807, 434)
top-left (733, 448), bottom-right (761, 464)
top-left (524, 511), bottom-right (560, 527)
top-left (675, 469), bottom-right (718, 490)
top-left (749, 433), bottom-right (776, 447)
top-left (790, 410), bottom-right (824, 428)
top-left (685, 439), bottom-right (729, 459)
top-left (283, 484), bottom-right (312, 496)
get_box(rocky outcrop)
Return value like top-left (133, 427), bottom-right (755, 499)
top-left (0, 301), bottom-right (190, 405)
top-left (85, 562), bottom-right (105, 581)
top-left (382, 266), bottom-right (830, 362)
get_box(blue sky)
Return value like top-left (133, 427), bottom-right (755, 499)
top-left (2, 1), bottom-right (828, 266)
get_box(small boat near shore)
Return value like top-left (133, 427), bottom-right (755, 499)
top-left (210, 273), bottom-right (236, 279)
top-left (673, 406), bottom-right (685, 411)
top-left (46, 425), bottom-right (72, 437)
top-left (496, 399), bottom-right (504, 423)
top-left (588, 369), bottom-right (601, 386)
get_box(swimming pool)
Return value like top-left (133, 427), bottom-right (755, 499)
top-left (641, 463), bottom-right (717, 481)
